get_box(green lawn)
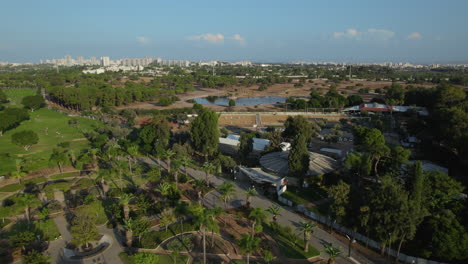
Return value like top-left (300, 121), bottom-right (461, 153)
top-left (0, 177), bottom-right (47, 193)
top-left (281, 185), bottom-right (328, 205)
top-left (2, 88), bottom-right (36, 107)
top-left (264, 223), bottom-right (320, 260)
top-left (35, 218), bottom-right (61, 240)
top-left (118, 252), bottom-right (188, 264)
top-left (0, 107), bottom-right (101, 175)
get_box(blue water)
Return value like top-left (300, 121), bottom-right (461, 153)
top-left (193, 96), bottom-right (288, 106)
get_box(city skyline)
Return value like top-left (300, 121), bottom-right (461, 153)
top-left (1, 0), bottom-right (468, 63)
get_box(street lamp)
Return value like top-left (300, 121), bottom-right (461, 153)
top-left (346, 234), bottom-right (356, 258)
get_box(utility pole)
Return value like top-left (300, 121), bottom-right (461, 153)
top-left (349, 65), bottom-right (352, 80)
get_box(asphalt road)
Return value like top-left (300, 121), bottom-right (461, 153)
top-left (141, 157), bottom-right (379, 264)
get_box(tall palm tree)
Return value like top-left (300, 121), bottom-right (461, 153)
top-left (267, 205), bottom-right (281, 222)
top-left (120, 193), bottom-right (134, 220)
top-left (248, 207), bottom-right (267, 235)
top-left (238, 233), bottom-right (261, 264)
top-left (297, 221), bottom-right (316, 252)
top-left (180, 157), bottom-right (192, 178)
top-left (324, 244), bottom-right (341, 264)
top-left (174, 202), bottom-right (189, 232)
top-left (193, 179), bottom-right (206, 204)
top-left (49, 149), bottom-right (69, 174)
top-left (123, 218), bottom-right (136, 246)
top-left (202, 162), bottom-right (215, 187)
top-left (171, 159), bottom-right (182, 185)
top-left (89, 148), bottom-right (99, 167)
top-left (126, 145), bottom-right (139, 174)
top-left (17, 193), bottom-right (39, 224)
top-left (209, 206), bottom-right (224, 247)
top-left (218, 182), bottom-right (236, 209)
top-left (189, 204), bottom-right (215, 264)
top-left (160, 210), bottom-right (176, 232)
top-left (67, 149), bottom-right (76, 167)
top-left (244, 188), bottom-right (258, 208)
top-left (161, 149), bottom-right (176, 173)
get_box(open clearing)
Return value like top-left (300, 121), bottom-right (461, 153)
top-left (0, 107), bottom-right (101, 175)
top-left (118, 80), bottom-right (437, 112)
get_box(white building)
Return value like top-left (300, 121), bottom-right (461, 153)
top-left (101, 56), bottom-right (110, 67)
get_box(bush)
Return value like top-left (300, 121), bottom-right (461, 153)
top-left (165, 233), bottom-right (195, 251)
top-left (139, 222), bottom-right (196, 248)
top-left (258, 85), bottom-right (268, 91)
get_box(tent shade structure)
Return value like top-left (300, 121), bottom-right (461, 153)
top-left (260, 151), bottom-right (341, 176)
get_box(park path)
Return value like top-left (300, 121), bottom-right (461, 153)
top-left (141, 157), bottom-right (381, 264)
top-left (47, 215), bottom-right (124, 264)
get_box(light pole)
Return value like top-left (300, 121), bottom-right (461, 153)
top-left (346, 234), bottom-right (356, 258)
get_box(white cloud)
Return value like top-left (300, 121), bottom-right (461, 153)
top-left (333, 28), bottom-right (395, 40)
top-left (367, 28), bottom-right (395, 40)
top-left (189, 33), bottom-right (225, 43)
top-left (231, 34), bottom-right (246, 45)
top-left (407, 32), bottom-right (422, 40)
top-left (137, 36), bottom-right (150, 44)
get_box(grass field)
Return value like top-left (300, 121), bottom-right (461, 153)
top-left (2, 88), bottom-right (36, 106)
top-left (0, 106), bottom-right (101, 175)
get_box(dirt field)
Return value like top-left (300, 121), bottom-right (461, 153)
top-left (118, 79), bottom-right (437, 112)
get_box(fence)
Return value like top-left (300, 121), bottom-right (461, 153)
top-left (295, 205), bottom-right (447, 264)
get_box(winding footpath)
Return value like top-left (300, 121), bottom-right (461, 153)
top-left (141, 157), bottom-right (385, 264)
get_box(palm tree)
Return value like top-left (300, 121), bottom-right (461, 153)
top-left (120, 193), bottom-right (134, 220)
top-left (209, 206), bottom-right (224, 247)
top-left (324, 244), bottom-right (341, 264)
top-left (189, 205), bottom-right (215, 264)
top-left (297, 221), bottom-right (316, 252)
top-left (126, 145), bottom-right (139, 174)
top-left (89, 148), bottom-right (99, 167)
top-left (174, 202), bottom-right (189, 232)
top-left (171, 159), bottom-right (182, 185)
top-left (244, 188), bottom-right (257, 208)
top-left (218, 182), bottom-right (236, 209)
top-left (123, 218), bottom-right (136, 246)
top-left (180, 157), bottom-right (192, 178)
top-left (193, 179), bottom-right (206, 204)
top-left (161, 149), bottom-right (176, 173)
top-left (67, 149), bottom-right (76, 167)
top-left (49, 149), bottom-right (69, 174)
top-left (248, 207), bottom-right (267, 235)
top-left (156, 182), bottom-right (171, 201)
top-left (11, 170), bottom-right (26, 184)
top-left (202, 162), bottom-right (215, 187)
top-left (267, 205), bottom-right (281, 222)
top-left (238, 234), bottom-right (261, 264)
top-left (160, 210), bottom-right (176, 232)
top-left (17, 193), bottom-right (38, 224)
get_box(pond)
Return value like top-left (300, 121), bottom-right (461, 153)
top-left (193, 96), bottom-right (288, 106)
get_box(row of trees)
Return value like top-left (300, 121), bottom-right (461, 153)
top-left (326, 126), bottom-right (468, 262)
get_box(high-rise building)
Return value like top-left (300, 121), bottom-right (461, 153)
top-left (101, 56), bottom-right (110, 67)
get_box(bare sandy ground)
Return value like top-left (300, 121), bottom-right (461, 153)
top-left (117, 80), bottom-right (437, 111)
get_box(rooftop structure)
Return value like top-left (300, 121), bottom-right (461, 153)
top-left (343, 103), bottom-right (429, 116)
top-left (260, 151), bottom-right (341, 176)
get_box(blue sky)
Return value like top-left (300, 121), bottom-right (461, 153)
top-left (1, 0), bottom-right (467, 63)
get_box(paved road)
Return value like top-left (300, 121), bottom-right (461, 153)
top-left (47, 215), bottom-right (124, 264)
top-left (142, 157), bottom-right (379, 264)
